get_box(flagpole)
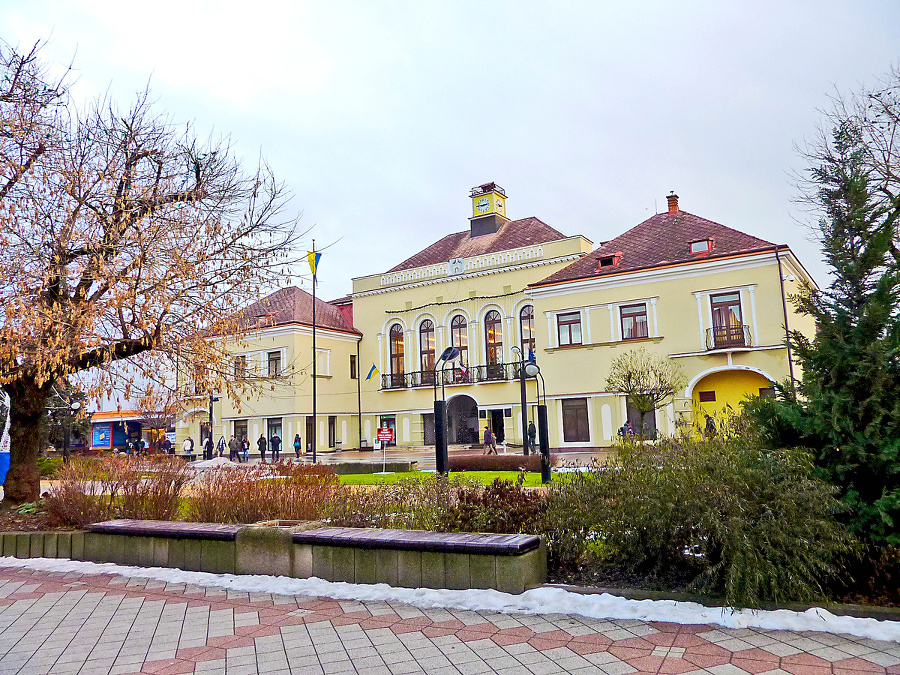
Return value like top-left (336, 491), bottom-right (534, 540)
top-left (311, 239), bottom-right (317, 465)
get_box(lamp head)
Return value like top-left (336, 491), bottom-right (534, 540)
top-left (439, 346), bottom-right (460, 362)
top-left (510, 345), bottom-right (522, 358)
top-left (70, 401), bottom-right (82, 411)
top-left (524, 363), bottom-right (540, 377)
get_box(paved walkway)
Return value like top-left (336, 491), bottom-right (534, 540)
top-left (0, 566), bottom-right (897, 675)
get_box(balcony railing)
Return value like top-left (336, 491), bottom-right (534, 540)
top-left (706, 324), bottom-right (751, 350)
top-left (381, 362), bottom-right (516, 389)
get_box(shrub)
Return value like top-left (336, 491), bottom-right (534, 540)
top-left (37, 456), bottom-right (63, 478)
top-left (441, 475), bottom-right (546, 534)
top-left (325, 475), bottom-right (452, 530)
top-left (448, 453), bottom-right (553, 472)
top-left (544, 437), bottom-right (855, 607)
top-left (44, 455), bottom-right (194, 527)
top-left (185, 461), bottom-right (340, 524)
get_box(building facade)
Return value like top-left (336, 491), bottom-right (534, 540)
top-left (180, 184), bottom-right (814, 451)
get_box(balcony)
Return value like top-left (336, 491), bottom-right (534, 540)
top-left (380, 362), bottom-right (515, 390)
top-left (706, 324), bottom-right (751, 350)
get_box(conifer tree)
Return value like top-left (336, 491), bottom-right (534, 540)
top-left (767, 79), bottom-right (900, 544)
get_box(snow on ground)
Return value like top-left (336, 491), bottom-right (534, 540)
top-left (2, 556), bottom-right (897, 642)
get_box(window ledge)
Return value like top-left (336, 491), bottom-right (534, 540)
top-left (545, 336), bottom-right (664, 353)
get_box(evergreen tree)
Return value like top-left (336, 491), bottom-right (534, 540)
top-left (766, 115), bottom-right (900, 545)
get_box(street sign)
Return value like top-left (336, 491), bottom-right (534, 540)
top-left (376, 427), bottom-right (394, 443)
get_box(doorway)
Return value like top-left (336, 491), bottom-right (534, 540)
top-left (306, 416), bottom-right (315, 453)
top-left (446, 395), bottom-right (478, 444)
top-left (489, 410), bottom-right (505, 443)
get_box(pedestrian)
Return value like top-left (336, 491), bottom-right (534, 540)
top-left (293, 434), bottom-right (302, 458)
top-left (704, 414), bottom-right (717, 438)
top-left (257, 434), bottom-right (267, 463)
top-left (242, 437), bottom-right (250, 462)
top-left (216, 435), bottom-right (226, 457)
top-left (270, 431), bottom-right (281, 462)
top-left (161, 437), bottom-right (172, 454)
top-left (482, 426), bottom-right (496, 455)
top-left (203, 435), bottom-right (213, 460)
top-left (527, 420), bottom-right (537, 454)
top-left (228, 435), bottom-right (240, 462)
top-left (182, 437), bottom-right (192, 454)
top-left (188, 436), bottom-right (195, 453)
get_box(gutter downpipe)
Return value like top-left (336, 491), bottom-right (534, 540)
top-left (774, 246), bottom-right (796, 390)
top-left (356, 337), bottom-right (362, 448)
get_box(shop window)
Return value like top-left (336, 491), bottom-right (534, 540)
top-left (557, 312), bottom-right (582, 346)
top-left (561, 398), bottom-right (590, 442)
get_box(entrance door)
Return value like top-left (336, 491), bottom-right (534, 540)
top-left (306, 416), bottom-right (315, 453)
top-left (626, 397), bottom-right (657, 439)
top-left (446, 395), bottom-right (478, 444)
top-left (423, 413), bottom-right (435, 446)
top-left (489, 410), bottom-right (505, 443)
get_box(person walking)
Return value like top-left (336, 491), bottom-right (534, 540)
top-left (216, 435), bottom-right (226, 458)
top-left (182, 437), bottom-right (192, 454)
top-left (270, 431), bottom-right (281, 462)
top-left (482, 426), bottom-right (496, 455)
top-left (242, 437), bottom-right (250, 463)
top-left (203, 435), bottom-right (213, 460)
top-left (227, 435), bottom-right (240, 462)
top-left (527, 420), bottom-right (537, 455)
top-left (293, 434), bottom-right (302, 459)
top-left (257, 434), bottom-right (267, 463)
top-left (161, 437), bottom-right (172, 454)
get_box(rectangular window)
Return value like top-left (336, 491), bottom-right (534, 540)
top-left (267, 351), bottom-right (282, 377)
top-left (698, 390), bottom-right (716, 402)
top-left (350, 355), bottom-right (357, 380)
top-left (561, 398), bottom-right (590, 443)
top-left (328, 416), bottom-right (336, 448)
top-left (620, 304), bottom-right (649, 340)
top-left (233, 420), bottom-right (247, 442)
top-left (759, 387), bottom-right (776, 399)
top-left (710, 292), bottom-right (746, 348)
top-left (267, 418), bottom-right (282, 441)
top-left (557, 312), bottom-right (583, 346)
top-left (233, 355), bottom-right (248, 379)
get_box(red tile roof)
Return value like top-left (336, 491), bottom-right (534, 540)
top-left (533, 210), bottom-right (775, 287)
top-left (387, 217), bottom-right (568, 273)
top-left (234, 286), bottom-right (359, 334)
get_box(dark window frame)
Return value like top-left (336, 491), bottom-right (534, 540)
top-left (620, 303), bottom-right (649, 340)
top-left (561, 398), bottom-right (590, 442)
top-left (267, 351), bottom-right (282, 377)
top-left (389, 324), bottom-right (405, 375)
top-left (484, 310), bottom-right (503, 365)
top-left (519, 305), bottom-right (535, 356)
top-left (450, 315), bottom-right (469, 365)
top-left (557, 311), bottom-right (583, 347)
top-left (419, 319), bottom-right (435, 373)
top-left (349, 354), bottom-right (357, 380)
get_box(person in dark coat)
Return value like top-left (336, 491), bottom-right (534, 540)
top-left (293, 434), bottom-right (302, 458)
top-left (257, 434), bottom-right (268, 463)
top-left (527, 420), bottom-right (537, 454)
top-left (228, 435), bottom-right (240, 462)
top-left (270, 432), bottom-right (281, 462)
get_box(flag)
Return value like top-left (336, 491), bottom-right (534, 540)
top-left (527, 348), bottom-right (536, 363)
top-left (458, 362), bottom-right (468, 376)
top-left (365, 364), bottom-right (379, 381)
top-left (307, 251), bottom-right (321, 278)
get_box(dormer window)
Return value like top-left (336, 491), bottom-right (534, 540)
top-left (598, 252), bottom-right (622, 269)
top-left (690, 238), bottom-right (714, 255)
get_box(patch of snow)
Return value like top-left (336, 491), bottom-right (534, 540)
top-left (1, 556), bottom-right (897, 642)
top-left (191, 457), bottom-right (239, 469)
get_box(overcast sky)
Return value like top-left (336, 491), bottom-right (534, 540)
top-left (3, 1), bottom-right (899, 300)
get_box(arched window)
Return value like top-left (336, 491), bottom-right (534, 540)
top-left (419, 320), bottom-right (435, 373)
top-left (484, 310), bottom-right (503, 365)
top-left (520, 305), bottom-right (535, 357)
top-left (389, 324), bottom-right (405, 387)
top-left (450, 315), bottom-right (468, 365)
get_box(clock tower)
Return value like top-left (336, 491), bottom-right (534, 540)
top-left (469, 182), bottom-right (509, 237)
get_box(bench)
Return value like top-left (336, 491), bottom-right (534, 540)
top-left (17, 519), bottom-right (546, 594)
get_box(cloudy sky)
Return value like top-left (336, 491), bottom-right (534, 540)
top-left (3, 1), bottom-right (899, 300)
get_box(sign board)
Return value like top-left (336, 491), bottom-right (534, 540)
top-left (376, 427), bottom-right (394, 443)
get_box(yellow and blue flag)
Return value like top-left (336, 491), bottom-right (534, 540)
top-left (307, 251), bottom-right (322, 279)
top-left (365, 364), bottom-right (379, 381)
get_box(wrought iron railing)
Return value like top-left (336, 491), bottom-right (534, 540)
top-left (380, 362), bottom-right (516, 389)
top-left (706, 324), bottom-right (751, 350)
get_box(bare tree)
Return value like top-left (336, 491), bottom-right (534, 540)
top-left (605, 348), bottom-right (685, 437)
top-left (0, 41), bottom-right (303, 502)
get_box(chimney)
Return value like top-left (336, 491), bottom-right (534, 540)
top-left (666, 191), bottom-right (679, 215)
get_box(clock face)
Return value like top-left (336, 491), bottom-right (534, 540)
top-left (476, 197), bottom-right (491, 214)
top-left (496, 199), bottom-right (504, 212)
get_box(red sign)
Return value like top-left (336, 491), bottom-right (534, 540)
top-left (376, 427), bottom-right (394, 443)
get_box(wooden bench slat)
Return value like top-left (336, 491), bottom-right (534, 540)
top-left (292, 527), bottom-right (540, 555)
top-left (86, 520), bottom-right (241, 541)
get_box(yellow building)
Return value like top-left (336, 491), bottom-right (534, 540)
top-left (184, 184), bottom-right (814, 452)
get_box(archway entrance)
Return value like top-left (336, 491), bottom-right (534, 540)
top-left (447, 395), bottom-right (478, 444)
top-left (691, 369), bottom-right (774, 420)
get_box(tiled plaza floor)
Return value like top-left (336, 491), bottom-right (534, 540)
top-left (0, 566), bottom-right (897, 675)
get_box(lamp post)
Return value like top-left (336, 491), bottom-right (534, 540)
top-left (207, 394), bottom-right (220, 460)
top-left (524, 362), bottom-right (551, 484)
top-left (510, 346), bottom-right (529, 455)
top-left (433, 346), bottom-right (460, 476)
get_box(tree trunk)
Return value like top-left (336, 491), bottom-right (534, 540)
top-left (2, 378), bottom-right (52, 504)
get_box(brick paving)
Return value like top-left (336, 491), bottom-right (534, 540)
top-left (0, 566), bottom-right (897, 675)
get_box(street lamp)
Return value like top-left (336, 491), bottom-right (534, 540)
top-left (433, 346), bottom-right (460, 475)
top-left (510, 346), bottom-right (529, 455)
top-left (524, 361), bottom-right (551, 484)
top-left (48, 399), bottom-right (81, 463)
